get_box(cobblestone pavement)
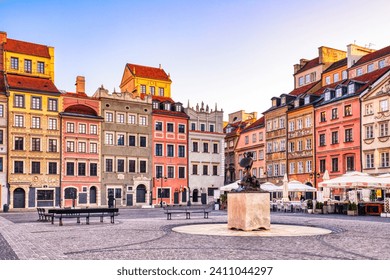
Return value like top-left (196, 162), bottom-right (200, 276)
top-left (1, 209), bottom-right (390, 260)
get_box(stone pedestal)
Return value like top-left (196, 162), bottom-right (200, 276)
top-left (227, 192), bottom-right (270, 231)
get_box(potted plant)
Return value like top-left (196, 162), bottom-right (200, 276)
top-left (307, 199), bottom-right (313, 214)
top-left (347, 202), bottom-right (358, 216)
top-left (315, 201), bottom-right (323, 214)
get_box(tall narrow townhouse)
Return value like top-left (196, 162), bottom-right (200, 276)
top-left (93, 86), bottom-right (153, 207)
top-left (314, 67), bottom-right (390, 199)
top-left (60, 77), bottom-right (103, 207)
top-left (120, 63), bottom-right (172, 98)
top-left (1, 33), bottom-right (61, 209)
top-left (235, 117), bottom-right (266, 184)
top-left (223, 110), bottom-right (257, 184)
top-left (184, 102), bottom-right (224, 205)
top-left (152, 96), bottom-right (189, 206)
top-left (0, 73), bottom-right (7, 210)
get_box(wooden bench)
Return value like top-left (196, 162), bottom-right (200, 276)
top-left (36, 208), bottom-right (54, 222)
top-left (163, 205), bottom-right (213, 220)
top-left (48, 208), bottom-right (119, 226)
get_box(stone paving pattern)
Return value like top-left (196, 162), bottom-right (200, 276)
top-left (1, 209), bottom-right (390, 260)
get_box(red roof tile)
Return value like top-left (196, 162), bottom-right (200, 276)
top-left (289, 81), bottom-right (320, 96)
top-left (295, 57), bottom-right (320, 75)
top-left (7, 74), bottom-right (59, 93)
top-left (4, 38), bottom-right (51, 58)
top-left (150, 95), bottom-right (174, 103)
top-left (353, 65), bottom-right (390, 94)
top-left (323, 58), bottom-right (347, 73)
top-left (241, 116), bottom-right (264, 133)
top-left (152, 109), bottom-right (189, 119)
top-left (62, 91), bottom-right (90, 99)
top-left (127, 63), bottom-right (171, 82)
top-left (353, 45), bottom-right (390, 67)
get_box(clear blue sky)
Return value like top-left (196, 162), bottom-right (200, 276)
top-left (1, 0), bottom-right (389, 119)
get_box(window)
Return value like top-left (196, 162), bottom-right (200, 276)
top-left (78, 163), bottom-right (86, 176)
top-left (140, 160), bottom-right (147, 173)
top-left (31, 96), bottom-right (41, 110)
top-left (117, 159), bottom-right (125, 173)
top-left (164, 103), bottom-right (171, 110)
top-left (48, 139), bottom-right (57, 152)
top-left (209, 124), bottom-right (214, 132)
top-left (333, 73), bottom-right (339, 82)
top-left (381, 152), bottom-right (390, 167)
top-left (128, 114), bottom-right (136, 124)
top-left (259, 150), bottom-right (264, 160)
top-left (31, 162), bottom-right (40, 174)
top-left (66, 162), bottom-right (75, 176)
top-left (320, 159), bottom-right (326, 173)
top-left (346, 156), bottom-right (354, 171)
top-left (167, 166), bottom-right (174, 178)
top-left (48, 118), bottom-right (57, 130)
top-left (167, 144), bottom-right (174, 157)
top-left (290, 162), bottom-right (295, 174)
top-left (37, 61), bottom-right (45, 74)
top-left (90, 125), bottom-right (97, 134)
top-left (15, 137), bottom-right (24, 150)
top-left (305, 117), bottom-right (311, 128)
top-left (156, 166), bottom-right (163, 178)
top-left (48, 162), bottom-right (57, 175)
top-left (325, 76), bottom-right (331, 85)
top-left (178, 145), bottom-right (185, 157)
top-left (274, 164), bottom-right (279, 177)
top-left (289, 121), bottom-right (295, 131)
top-left (200, 124), bottom-right (206, 131)
top-left (140, 84), bottom-right (146, 94)
top-left (348, 84), bottom-right (355, 94)
top-left (244, 136), bottom-right (249, 145)
top-left (14, 95), bottom-right (24, 108)
top-left (90, 143), bottom-right (97, 153)
top-left (344, 105), bottom-right (352, 116)
top-left (324, 91), bottom-right (330, 101)
top-left (32, 116), bottom-right (40, 128)
top-left (105, 133), bottom-right (114, 145)
top-left (193, 142), bottom-right (199, 152)
top-left (267, 165), bottom-right (272, 177)
top-left (179, 167), bottom-right (185, 178)
top-left (24, 59), bottom-right (32, 73)
top-left (288, 141), bottom-right (295, 152)
top-left (203, 142), bottom-right (209, 153)
top-left (0, 130), bottom-right (3, 144)
top-left (331, 131), bottom-right (338, 144)
top-left (305, 74), bottom-right (311, 84)
top-left (342, 70), bottom-right (347, 80)
top-left (192, 164), bottom-right (198, 175)
top-left (336, 88), bottom-right (342, 98)
top-left (14, 115), bottom-right (24, 127)
top-left (365, 125), bottom-right (374, 139)
top-left (155, 144), bottom-right (163, 156)
top-left (342, 128), bottom-right (352, 143)
top-left (140, 136), bottom-right (147, 147)
top-left (267, 142), bottom-right (272, 153)
top-left (178, 124), bottom-right (185, 133)
top-left (213, 143), bottom-right (218, 154)
top-left (150, 86), bottom-right (155, 95)
top-left (66, 141), bottom-right (74, 152)
top-left (155, 121), bottom-right (163, 131)
top-left (296, 119), bottom-right (302, 130)
top-left (0, 104), bottom-right (3, 117)
top-left (79, 124), bottom-right (86, 134)
top-left (90, 163), bottom-right (97, 176)
top-left (298, 76), bottom-right (304, 86)
top-left (78, 142), bottom-right (86, 153)
top-left (14, 161), bottom-right (24, 174)
top-left (319, 134), bottom-right (326, 147)
top-left (297, 140), bottom-right (303, 151)
top-left (139, 116), bottom-right (147, 126)
top-left (320, 112), bottom-right (326, 122)
top-left (105, 159), bottom-right (113, 172)
top-left (203, 165), bottom-right (208, 175)
top-left (117, 134), bottom-right (125, 146)
top-left (48, 98), bottom-right (58, 111)
top-left (306, 138), bottom-right (312, 150)
top-left (31, 138), bottom-right (41, 151)
top-left (298, 162), bottom-right (304, 174)
top-left (159, 87), bottom-right (164, 96)
top-left (332, 158), bottom-right (338, 172)
top-left (367, 63), bottom-right (374, 73)
top-left (67, 122), bottom-right (74, 133)
top-left (380, 122), bottom-right (389, 137)
top-left (11, 57), bottom-right (19, 69)
top-left (128, 135), bottom-right (136, 146)
top-left (152, 102), bottom-right (159, 110)
top-left (167, 123), bottom-right (174, 132)
top-left (129, 160), bottom-right (136, 173)
top-left (117, 113), bottom-right (125, 124)
top-left (37, 190), bottom-right (54, 201)
top-left (365, 103), bottom-right (373, 115)
top-left (191, 123), bottom-right (196, 131)
top-left (366, 154), bottom-right (374, 169)
top-left (331, 108), bottom-right (338, 119)
top-left (379, 59), bottom-right (386, 69)
top-left (106, 112), bottom-right (113, 122)
top-left (380, 100), bottom-right (389, 112)
top-left (356, 68), bottom-right (363, 76)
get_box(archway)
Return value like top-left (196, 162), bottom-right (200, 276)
top-left (64, 187), bottom-right (77, 207)
top-left (136, 184), bottom-right (146, 203)
top-left (13, 188), bottom-right (25, 208)
top-left (90, 186), bottom-right (97, 204)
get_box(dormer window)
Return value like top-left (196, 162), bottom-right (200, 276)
top-left (152, 101), bottom-right (159, 109)
top-left (164, 103), bottom-right (171, 110)
top-left (281, 97), bottom-right (286, 105)
top-left (324, 91), bottom-right (331, 101)
top-left (348, 83), bottom-right (355, 94)
top-left (304, 96), bottom-right (310, 104)
top-left (272, 99), bottom-right (277, 107)
top-left (294, 99), bottom-right (300, 108)
top-left (356, 68), bottom-right (363, 76)
top-left (176, 104), bottom-right (182, 112)
top-left (336, 88), bottom-right (342, 98)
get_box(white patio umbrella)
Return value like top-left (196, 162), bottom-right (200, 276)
top-left (260, 182), bottom-right (280, 192)
top-left (282, 173), bottom-right (289, 202)
top-left (287, 180), bottom-right (316, 192)
top-left (219, 180), bottom-right (240, 192)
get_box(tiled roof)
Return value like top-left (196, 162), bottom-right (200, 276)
top-left (295, 57), bottom-right (320, 75)
top-left (312, 80), bottom-right (347, 96)
top-left (224, 119), bottom-right (253, 138)
top-left (152, 109), bottom-right (189, 119)
top-left (127, 63), bottom-right (171, 81)
top-left (62, 91), bottom-right (90, 99)
top-left (323, 58), bottom-right (347, 73)
top-left (4, 38), bottom-right (51, 58)
top-left (150, 95), bottom-right (174, 103)
top-left (241, 116), bottom-right (264, 133)
top-left (289, 81), bottom-right (320, 96)
top-left (353, 45), bottom-right (390, 67)
top-left (352, 65), bottom-right (390, 94)
top-left (7, 74), bottom-right (59, 93)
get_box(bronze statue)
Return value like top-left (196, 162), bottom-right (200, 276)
top-left (234, 152), bottom-right (266, 192)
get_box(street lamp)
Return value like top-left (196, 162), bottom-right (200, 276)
top-left (157, 176), bottom-right (167, 207)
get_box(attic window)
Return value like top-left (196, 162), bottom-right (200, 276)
top-left (324, 91), bottom-right (331, 101)
top-left (304, 96), bottom-right (310, 104)
top-left (348, 83), bottom-right (355, 94)
top-left (336, 88), bottom-right (342, 98)
top-left (152, 102), bottom-right (159, 109)
top-left (176, 105), bottom-right (182, 112)
top-left (281, 97), bottom-right (286, 105)
top-left (164, 103), bottom-right (171, 111)
top-left (294, 99), bottom-right (300, 108)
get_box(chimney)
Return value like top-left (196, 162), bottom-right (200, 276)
top-left (75, 76), bottom-right (85, 94)
top-left (0, 31), bottom-right (7, 44)
top-left (159, 64), bottom-right (162, 69)
top-left (347, 44), bottom-right (375, 68)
